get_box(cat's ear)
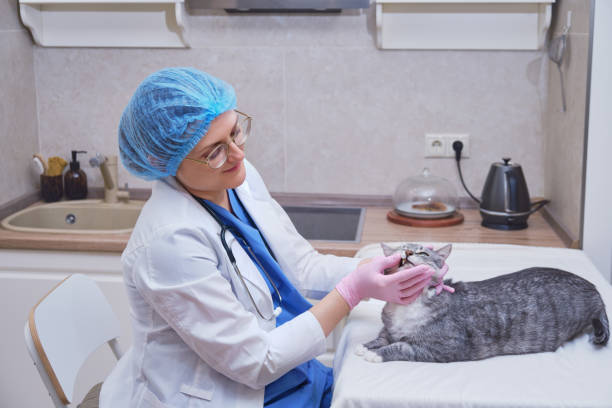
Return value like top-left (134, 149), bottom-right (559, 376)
top-left (435, 244), bottom-right (452, 261)
top-left (380, 242), bottom-right (395, 257)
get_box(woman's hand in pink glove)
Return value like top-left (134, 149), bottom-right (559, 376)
top-left (335, 254), bottom-right (435, 309)
top-left (432, 263), bottom-right (455, 295)
top-left (423, 245), bottom-right (454, 295)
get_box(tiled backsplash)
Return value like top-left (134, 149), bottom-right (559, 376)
top-left (1, 1), bottom-right (591, 241)
top-left (0, 9), bottom-right (38, 208)
top-left (33, 8), bottom-right (550, 195)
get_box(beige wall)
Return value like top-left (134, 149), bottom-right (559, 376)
top-left (33, 8), bottom-right (549, 202)
top-left (0, 0), bottom-right (39, 207)
top-left (543, 0), bottom-right (591, 243)
top-left (4, 4), bottom-right (591, 243)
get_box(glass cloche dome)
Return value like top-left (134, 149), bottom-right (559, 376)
top-left (393, 168), bottom-right (459, 219)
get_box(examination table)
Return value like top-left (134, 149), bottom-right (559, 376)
top-left (331, 243), bottom-right (612, 408)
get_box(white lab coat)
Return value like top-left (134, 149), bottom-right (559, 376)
top-left (100, 160), bottom-right (361, 408)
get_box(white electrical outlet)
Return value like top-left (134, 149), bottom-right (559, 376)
top-left (446, 134), bottom-right (470, 158)
top-left (425, 133), bottom-right (470, 158)
top-left (425, 134), bottom-right (446, 157)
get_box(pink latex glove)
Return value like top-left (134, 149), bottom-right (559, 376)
top-left (423, 244), bottom-right (454, 295)
top-left (432, 264), bottom-right (455, 295)
top-left (335, 254), bottom-right (435, 309)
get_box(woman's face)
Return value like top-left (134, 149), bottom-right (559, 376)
top-left (176, 110), bottom-right (246, 199)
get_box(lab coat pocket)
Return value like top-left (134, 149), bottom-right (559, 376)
top-left (180, 383), bottom-right (214, 401)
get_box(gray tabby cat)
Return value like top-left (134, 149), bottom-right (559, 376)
top-left (356, 243), bottom-right (609, 363)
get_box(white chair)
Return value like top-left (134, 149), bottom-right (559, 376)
top-left (24, 274), bottom-right (123, 408)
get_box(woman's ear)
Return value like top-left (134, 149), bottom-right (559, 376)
top-left (435, 244), bottom-right (452, 261)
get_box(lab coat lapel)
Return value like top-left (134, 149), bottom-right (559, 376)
top-left (234, 182), bottom-right (288, 272)
top-left (163, 177), bottom-right (273, 307)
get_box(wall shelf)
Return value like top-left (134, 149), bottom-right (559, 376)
top-left (19, 0), bottom-right (190, 48)
top-left (375, 0), bottom-right (555, 50)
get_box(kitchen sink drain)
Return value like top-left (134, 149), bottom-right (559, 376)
top-left (65, 213), bottom-right (76, 224)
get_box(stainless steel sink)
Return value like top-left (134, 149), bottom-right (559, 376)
top-left (282, 206), bottom-right (365, 242)
top-left (1, 199), bottom-right (145, 234)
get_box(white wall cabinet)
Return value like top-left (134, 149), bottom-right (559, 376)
top-left (19, 0), bottom-right (190, 48)
top-left (375, 0), bottom-right (555, 50)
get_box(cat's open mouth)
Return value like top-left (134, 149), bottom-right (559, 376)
top-left (384, 257), bottom-right (415, 275)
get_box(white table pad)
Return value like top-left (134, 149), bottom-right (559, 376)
top-left (332, 243), bottom-right (612, 408)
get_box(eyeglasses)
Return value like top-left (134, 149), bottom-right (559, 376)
top-left (184, 110), bottom-right (252, 169)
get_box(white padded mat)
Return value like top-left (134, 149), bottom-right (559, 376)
top-left (332, 243), bottom-right (612, 408)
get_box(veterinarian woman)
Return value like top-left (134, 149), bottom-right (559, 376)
top-left (100, 67), bottom-right (435, 408)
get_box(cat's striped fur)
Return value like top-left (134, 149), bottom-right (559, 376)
top-left (358, 243), bottom-right (609, 363)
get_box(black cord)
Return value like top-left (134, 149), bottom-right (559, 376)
top-left (452, 141), bottom-right (481, 204)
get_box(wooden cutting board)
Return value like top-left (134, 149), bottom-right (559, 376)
top-left (387, 210), bottom-right (464, 227)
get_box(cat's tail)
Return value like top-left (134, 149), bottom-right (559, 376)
top-left (592, 308), bottom-right (609, 346)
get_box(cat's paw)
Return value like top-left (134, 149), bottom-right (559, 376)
top-left (363, 350), bottom-right (383, 363)
top-left (354, 344), bottom-right (367, 356)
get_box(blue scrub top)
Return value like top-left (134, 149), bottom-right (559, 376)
top-left (198, 189), bottom-right (333, 408)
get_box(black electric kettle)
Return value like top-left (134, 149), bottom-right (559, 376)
top-left (477, 158), bottom-right (549, 230)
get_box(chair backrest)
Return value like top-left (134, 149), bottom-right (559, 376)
top-left (24, 274), bottom-right (123, 407)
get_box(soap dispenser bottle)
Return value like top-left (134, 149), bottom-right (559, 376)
top-left (64, 150), bottom-right (88, 199)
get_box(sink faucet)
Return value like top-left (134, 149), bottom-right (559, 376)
top-left (89, 154), bottom-right (129, 203)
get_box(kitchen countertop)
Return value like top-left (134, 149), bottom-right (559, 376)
top-left (0, 206), bottom-right (566, 256)
top-left (314, 207), bottom-right (566, 256)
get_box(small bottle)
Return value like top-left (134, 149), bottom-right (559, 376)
top-left (64, 150), bottom-right (88, 200)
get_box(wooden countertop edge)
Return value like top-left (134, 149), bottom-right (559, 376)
top-left (0, 230), bottom-right (364, 255)
top-left (0, 231), bottom-right (131, 252)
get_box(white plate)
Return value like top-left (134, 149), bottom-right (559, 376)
top-left (395, 201), bottom-right (456, 219)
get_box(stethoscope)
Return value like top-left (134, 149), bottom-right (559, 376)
top-left (194, 195), bottom-right (283, 321)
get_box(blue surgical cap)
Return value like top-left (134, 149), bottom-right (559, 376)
top-left (118, 67), bottom-right (237, 180)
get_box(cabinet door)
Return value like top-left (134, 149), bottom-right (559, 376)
top-left (583, 0), bottom-right (612, 282)
top-left (0, 250), bottom-right (131, 408)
